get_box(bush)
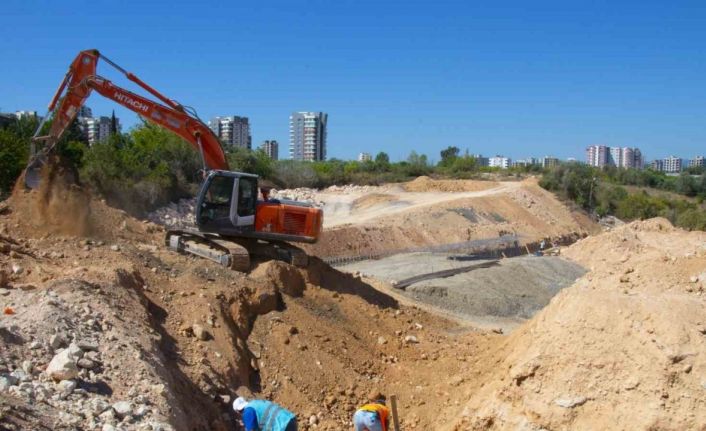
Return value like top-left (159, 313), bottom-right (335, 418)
top-left (80, 123), bottom-right (201, 215)
top-left (0, 128), bottom-right (28, 195)
top-left (540, 163), bottom-right (706, 231)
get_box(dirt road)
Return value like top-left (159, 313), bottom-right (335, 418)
top-left (319, 181), bottom-right (523, 228)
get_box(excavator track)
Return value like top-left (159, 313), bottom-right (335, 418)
top-left (166, 230), bottom-right (251, 272)
top-left (166, 230), bottom-right (309, 272)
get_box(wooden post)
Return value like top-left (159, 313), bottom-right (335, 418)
top-left (390, 395), bottom-right (401, 431)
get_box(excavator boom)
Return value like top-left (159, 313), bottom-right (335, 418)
top-left (26, 49), bottom-right (228, 188)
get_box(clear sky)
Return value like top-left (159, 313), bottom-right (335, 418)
top-left (1, 0), bottom-right (705, 162)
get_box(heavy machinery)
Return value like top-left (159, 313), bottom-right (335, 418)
top-left (26, 49), bottom-right (323, 271)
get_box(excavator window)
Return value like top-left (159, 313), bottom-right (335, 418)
top-left (237, 177), bottom-right (257, 218)
top-left (201, 175), bottom-right (234, 222)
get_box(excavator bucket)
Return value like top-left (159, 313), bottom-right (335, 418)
top-left (24, 155), bottom-right (45, 190)
top-left (23, 134), bottom-right (58, 190)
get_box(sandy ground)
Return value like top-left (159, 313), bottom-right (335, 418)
top-left (303, 177), bottom-right (597, 259)
top-left (318, 181), bottom-right (518, 228)
top-left (3, 174), bottom-right (705, 431)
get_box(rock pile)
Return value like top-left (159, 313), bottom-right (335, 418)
top-left (323, 184), bottom-right (378, 194)
top-left (146, 198), bottom-right (196, 228)
top-left (271, 188), bottom-right (325, 207)
top-left (0, 279), bottom-right (174, 430)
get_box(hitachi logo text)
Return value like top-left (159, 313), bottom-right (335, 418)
top-left (114, 92), bottom-right (149, 113)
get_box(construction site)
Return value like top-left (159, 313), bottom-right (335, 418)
top-left (0, 48), bottom-right (705, 431)
top-left (2, 171), bottom-right (706, 431)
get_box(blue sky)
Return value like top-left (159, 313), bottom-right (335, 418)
top-left (1, 0), bottom-right (705, 162)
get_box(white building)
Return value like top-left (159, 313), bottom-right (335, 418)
top-left (208, 116), bottom-right (251, 150)
top-left (83, 116), bottom-right (121, 145)
top-left (512, 157), bottom-right (538, 167)
top-left (689, 156), bottom-right (704, 168)
top-left (663, 156), bottom-right (682, 173)
top-left (586, 145), bottom-right (642, 168)
top-left (260, 140), bottom-right (279, 160)
top-left (358, 152), bottom-right (372, 162)
top-left (489, 156), bottom-right (511, 169)
top-left (14, 110), bottom-right (38, 120)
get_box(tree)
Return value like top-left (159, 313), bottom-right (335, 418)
top-left (405, 151), bottom-right (430, 177)
top-left (0, 128), bottom-right (28, 195)
top-left (375, 152), bottom-right (390, 164)
top-left (374, 152), bottom-right (390, 172)
top-left (439, 146), bottom-right (460, 167)
top-left (110, 110), bottom-right (118, 135)
top-left (450, 155), bottom-right (476, 173)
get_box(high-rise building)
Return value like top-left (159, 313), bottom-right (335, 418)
top-left (663, 156), bottom-right (682, 173)
top-left (82, 116), bottom-right (121, 145)
top-left (289, 112), bottom-right (327, 161)
top-left (208, 116), bottom-right (251, 150)
top-left (586, 145), bottom-right (642, 168)
top-left (586, 145), bottom-right (609, 167)
top-left (621, 147), bottom-right (643, 169)
top-left (77, 106), bottom-right (93, 119)
top-left (689, 156), bottom-right (705, 168)
top-left (489, 156), bottom-right (511, 169)
top-left (650, 160), bottom-right (664, 171)
top-left (542, 156), bottom-right (560, 168)
top-left (260, 140), bottom-right (279, 160)
top-left (358, 152), bottom-right (372, 162)
top-left (609, 147), bottom-right (622, 167)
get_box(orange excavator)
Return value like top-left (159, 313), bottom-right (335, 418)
top-left (26, 49), bottom-right (323, 271)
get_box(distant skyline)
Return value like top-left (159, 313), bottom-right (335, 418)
top-left (1, 1), bottom-right (705, 162)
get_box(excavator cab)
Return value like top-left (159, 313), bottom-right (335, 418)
top-left (196, 170), bottom-right (258, 235)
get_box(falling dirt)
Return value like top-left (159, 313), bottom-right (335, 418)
top-left (11, 158), bottom-right (92, 237)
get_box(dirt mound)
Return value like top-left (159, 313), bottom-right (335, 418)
top-left (351, 193), bottom-right (399, 210)
top-left (403, 176), bottom-right (498, 192)
top-left (446, 218), bottom-right (706, 431)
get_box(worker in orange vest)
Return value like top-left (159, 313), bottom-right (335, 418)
top-left (353, 391), bottom-right (390, 431)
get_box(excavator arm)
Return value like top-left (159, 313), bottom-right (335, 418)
top-left (26, 49), bottom-right (228, 188)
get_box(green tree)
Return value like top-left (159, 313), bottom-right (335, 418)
top-left (439, 146), bottom-right (460, 167)
top-left (0, 128), bottom-right (28, 194)
top-left (450, 155), bottom-right (477, 174)
top-left (405, 151), bottom-right (430, 176)
top-left (374, 152), bottom-right (390, 172)
top-left (227, 147), bottom-right (274, 179)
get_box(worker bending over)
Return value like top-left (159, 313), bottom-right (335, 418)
top-left (233, 396), bottom-right (298, 431)
top-left (353, 392), bottom-right (390, 431)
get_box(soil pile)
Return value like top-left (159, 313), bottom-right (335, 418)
top-left (404, 176), bottom-right (499, 192)
top-left (446, 218), bottom-right (706, 431)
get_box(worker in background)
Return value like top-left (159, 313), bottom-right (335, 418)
top-left (260, 186), bottom-right (272, 202)
top-left (233, 396), bottom-right (297, 431)
top-left (353, 391), bottom-right (390, 431)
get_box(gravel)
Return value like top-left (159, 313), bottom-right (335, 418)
top-left (342, 253), bottom-right (586, 322)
